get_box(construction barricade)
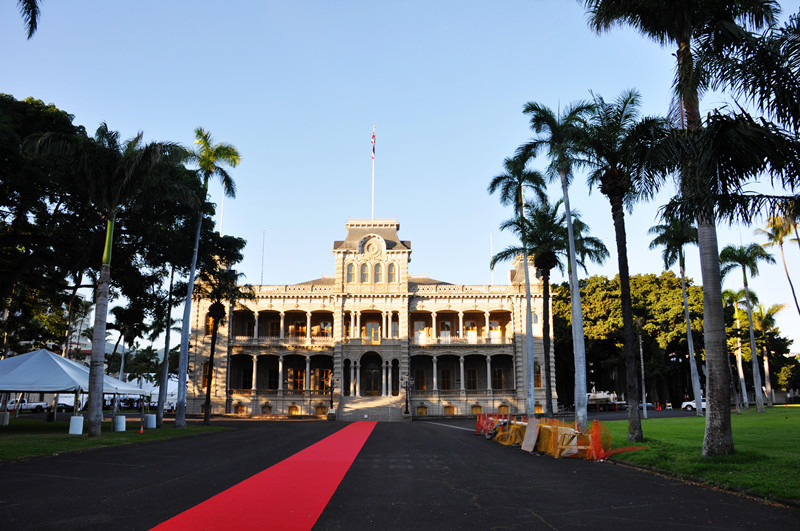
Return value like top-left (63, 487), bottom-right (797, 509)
top-left (476, 413), bottom-right (625, 461)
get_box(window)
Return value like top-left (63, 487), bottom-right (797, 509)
top-left (268, 321), bottom-right (280, 337)
top-left (268, 369), bottom-right (279, 390)
top-left (346, 263), bottom-right (354, 283)
top-left (534, 362), bottom-right (542, 388)
top-left (374, 263), bottom-right (382, 283)
top-left (391, 320), bottom-right (399, 338)
top-left (414, 369), bottom-right (426, 390)
top-left (204, 313), bottom-right (214, 335)
top-left (293, 321), bottom-right (306, 337)
top-left (443, 405), bottom-right (455, 416)
top-left (320, 321), bottom-right (332, 337)
top-left (466, 368), bottom-right (478, 390)
top-left (360, 264), bottom-right (368, 283)
top-left (492, 367), bottom-right (504, 390)
top-left (388, 263), bottom-right (396, 282)
top-left (440, 369), bottom-right (452, 390)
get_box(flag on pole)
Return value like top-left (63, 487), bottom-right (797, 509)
top-left (371, 126), bottom-right (376, 160)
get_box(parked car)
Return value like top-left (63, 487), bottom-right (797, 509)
top-left (6, 398), bottom-right (47, 413)
top-left (48, 398), bottom-right (82, 413)
top-left (681, 399), bottom-right (707, 411)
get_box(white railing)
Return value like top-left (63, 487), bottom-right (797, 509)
top-left (409, 284), bottom-right (512, 294)
top-left (410, 336), bottom-right (512, 346)
top-left (229, 336), bottom-right (335, 347)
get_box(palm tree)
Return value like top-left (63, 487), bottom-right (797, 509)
top-left (581, 89), bottom-right (667, 440)
top-left (488, 156), bottom-right (546, 416)
top-left (584, 0), bottom-right (779, 456)
top-left (175, 128), bottom-right (240, 429)
top-left (722, 288), bottom-right (756, 409)
top-left (756, 216), bottom-right (800, 317)
top-left (518, 100), bottom-right (594, 430)
top-left (648, 218), bottom-right (704, 416)
top-left (751, 303), bottom-right (785, 407)
top-left (720, 243), bottom-right (775, 412)
top-left (492, 198), bottom-right (608, 417)
top-left (25, 123), bottom-right (181, 436)
top-left (194, 234), bottom-right (253, 425)
top-left (17, 0), bottom-right (40, 39)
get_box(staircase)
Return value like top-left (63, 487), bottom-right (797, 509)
top-left (337, 395), bottom-right (407, 421)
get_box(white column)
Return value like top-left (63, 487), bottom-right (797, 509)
top-left (355, 361), bottom-right (361, 396)
top-left (484, 312), bottom-right (490, 341)
top-left (306, 312), bottom-right (311, 340)
top-left (278, 355), bottom-right (284, 390)
top-left (432, 312), bottom-right (437, 341)
top-left (253, 313), bottom-right (259, 338)
top-left (305, 356), bottom-right (311, 391)
top-left (383, 312), bottom-right (388, 339)
top-left (251, 355), bottom-right (258, 390)
top-left (458, 312), bottom-right (464, 339)
top-left (349, 362), bottom-right (355, 395)
top-left (279, 312), bottom-right (285, 339)
top-left (355, 312), bottom-right (361, 340)
top-left (432, 356), bottom-right (438, 391)
top-left (459, 356), bottom-right (465, 391)
top-left (486, 356), bottom-right (492, 391)
top-left (381, 362), bottom-right (387, 396)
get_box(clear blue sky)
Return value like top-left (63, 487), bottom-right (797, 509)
top-left (3, 1), bottom-right (799, 351)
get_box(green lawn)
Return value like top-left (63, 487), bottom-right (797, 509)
top-left (604, 405), bottom-right (800, 502)
top-left (0, 417), bottom-right (228, 461)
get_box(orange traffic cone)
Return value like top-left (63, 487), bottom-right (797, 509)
top-left (140, 425), bottom-right (143, 434)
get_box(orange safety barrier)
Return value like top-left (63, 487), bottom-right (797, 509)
top-left (479, 413), bottom-right (645, 461)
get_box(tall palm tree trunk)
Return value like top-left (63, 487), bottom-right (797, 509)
top-left (559, 170), bottom-right (588, 431)
top-left (521, 247), bottom-right (538, 417)
top-left (734, 308), bottom-right (749, 408)
top-left (697, 219), bottom-right (734, 455)
top-left (609, 194), bottom-right (642, 441)
top-left (742, 279), bottom-right (764, 412)
top-left (541, 271), bottom-right (553, 416)
top-left (204, 319), bottom-right (219, 425)
top-left (88, 263), bottom-right (110, 437)
top-left (762, 346), bottom-right (773, 407)
top-left (777, 243), bottom-right (800, 317)
top-left (156, 265), bottom-right (175, 428)
top-left (175, 212), bottom-right (203, 428)
top-left (680, 263), bottom-right (704, 416)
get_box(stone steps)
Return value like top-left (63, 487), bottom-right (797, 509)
top-left (337, 395), bottom-right (407, 422)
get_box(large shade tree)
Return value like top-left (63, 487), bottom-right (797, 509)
top-left (720, 243), bottom-right (775, 412)
top-left (518, 100), bottom-right (594, 430)
top-left (25, 123), bottom-right (183, 436)
top-left (648, 218), bottom-right (704, 416)
top-left (584, 0), bottom-right (780, 456)
top-left (488, 156), bottom-right (545, 416)
top-left (193, 233), bottom-right (252, 425)
top-left (176, 128), bottom-right (240, 428)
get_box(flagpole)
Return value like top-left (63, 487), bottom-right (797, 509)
top-left (371, 124), bottom-right (375, 220)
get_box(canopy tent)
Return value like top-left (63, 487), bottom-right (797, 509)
top-left (0, 349), bottom-right (147, 395)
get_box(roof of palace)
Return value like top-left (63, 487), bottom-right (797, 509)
top-left (332, 219), bottom-right (411, 252)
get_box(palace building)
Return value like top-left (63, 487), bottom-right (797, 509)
top-left (186, 219), bottom-right (554, 419)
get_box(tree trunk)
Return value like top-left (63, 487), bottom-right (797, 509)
top-left (734, 309), bottom-right (749, 408)
top-left (608, 193), bottom-right (642, 441)
top-left (175, 212), bottom-right (204, 428)
top-left (542, 271), bottom-right (552, 417)
top-left (778, 243), bottom-right (800, 318)
top-left (742, 277), bottom-right (764, 412)
top-left (204, 320), bottom-right (219, 426)
top-left (156, 265), bottom-right (175, 428)
top-left (680, 263), bottom-right (704, 416)
top-left (697, 219), bottom-right (734, 456)
top-left (560, 170), bottom-right (587, 431)
top-left (763, 346), bottom-right (773, 407)
top-left (88, 264), bottom-right (111, 437)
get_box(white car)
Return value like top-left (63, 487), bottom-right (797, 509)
top-left (681, 399), bottom-right (707, 411)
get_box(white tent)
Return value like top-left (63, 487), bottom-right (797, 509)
top-left (0, 349), bottom-right (147, 395)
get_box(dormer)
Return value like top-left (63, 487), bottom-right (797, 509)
top-left (333, 219), bottom-right (411, 293)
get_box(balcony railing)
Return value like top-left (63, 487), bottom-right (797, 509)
top-left (411, 336), bottom-right (512, 346)
top-left (229, 335), bottom-right (336, 347)
top-left (410, 389), bottom-right (515, 397)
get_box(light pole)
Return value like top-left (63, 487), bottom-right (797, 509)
top-left (403, 372), bottom-right (410, 415)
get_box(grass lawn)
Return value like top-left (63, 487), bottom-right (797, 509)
top-left (0, 416), bottom-right (228, 461)
top-left (604, 405), bottom-right (800, 502)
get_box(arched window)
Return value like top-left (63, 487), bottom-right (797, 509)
top-left (388, 263), bottom-right (396, 282)
top-left (346, 263), bottom-right (354, 283)
top-left (204, 313), bottom-right (214, 335)
top-left (374, 263), bottom-right (382, 283)
top-left (360, 264), bottom-right (368, 283)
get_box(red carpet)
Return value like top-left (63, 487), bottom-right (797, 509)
top-left (153, 421), bottom-right (377, 530)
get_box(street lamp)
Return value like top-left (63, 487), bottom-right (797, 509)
top-left (403, 372), bottom-right (412, 415)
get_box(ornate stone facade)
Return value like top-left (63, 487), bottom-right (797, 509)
top-left (186, 219), bottom-right (554, 418)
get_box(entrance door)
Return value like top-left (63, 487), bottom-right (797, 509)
top-left (360, 353), bottom-right (382, 396)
